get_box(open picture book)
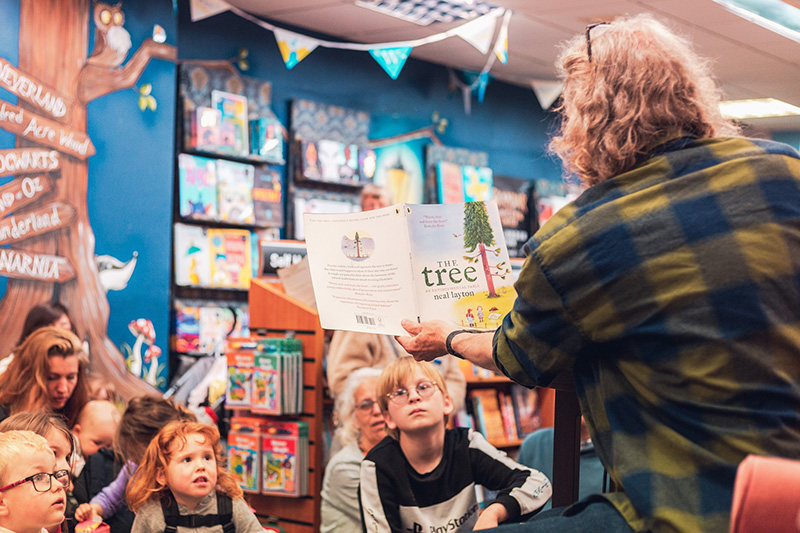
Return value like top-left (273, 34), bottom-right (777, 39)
top-left (303, 201), bottom-right (516, 335)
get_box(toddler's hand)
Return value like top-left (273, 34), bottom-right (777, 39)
top-left (74, 502), bottom-right (103, 522)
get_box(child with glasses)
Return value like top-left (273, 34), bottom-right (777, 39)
top-left (0, 430), bottom-right (69, 533)
top-left (359, 357), bottom-right (552, 532)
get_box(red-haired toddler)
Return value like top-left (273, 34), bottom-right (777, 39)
top-left (126, 420), bottom-right (262, 532)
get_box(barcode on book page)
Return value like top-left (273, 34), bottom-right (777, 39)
top-left (355, 315), bottom-right (376, 325)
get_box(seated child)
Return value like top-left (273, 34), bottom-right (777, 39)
top-left (0, 430), bottom-right (69, 533)
top-left (126, 420), bottom-right (263, 532)
top-left (360, 357), bottom-right (552, 532)
top-left (74, 395), bottom-right (196, 532)
top-left (71, 400), bottom-right (120, 476)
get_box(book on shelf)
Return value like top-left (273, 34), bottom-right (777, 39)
top-left (216, 159), bottom-right (255, 225)
top-left (191, 106), bottom-right (222, 153)
top-left (228, 417), bottom-right (262, 493)
top-left (208, 228), bottom-right (252, 289)
top-left (303, 200), bottom-right (516, 336)
top-left (252, 166), bottom-right (283, 228)
top-left (497, 391), bottom-right (519, 442)
top-left (212, 90), bottom-right (249, 156)
top-left (174, 300), bottom-right (249, 354)
top-left (174, 223), bottom-right (211, 287)
top-left (457, 359), bottom-right (498, 381)
top-left (178, 153), bottom-right (218, 220)
top-left (510, 384), bottom-right (542, 438)
top-left (249, 115), bottom-right (284, 164)
top-left (468, 389), bottom-right (506, 444)
top-left (261, 420), bottom-right (309, 497)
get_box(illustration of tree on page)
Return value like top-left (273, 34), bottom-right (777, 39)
top-left (303, 201), bottom-right (516, 336)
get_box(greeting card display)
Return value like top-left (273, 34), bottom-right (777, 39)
top-left (228, 418), bottom-right (262, 493)
top-left (217, 160), bottom-right (255, 224)
top-left (252, 167), bottom-right (283, 228)
top-left (208, 228), bottom-right (252, 289)
top-left (178, 154), bottom-right (218, 220)
top-left (174, 223), bottom-right (210, 287)
top-left (212, 90), bottom-right (249, 156)
top-left (261, 420), bottom-right (309, 497)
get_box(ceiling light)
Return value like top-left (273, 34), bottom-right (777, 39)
top-left (711, 0), bottom-right (800, 42)
top-left (355, 0), bottom-right (496, 26)
top-left (719, 98), bottom-right (800, 119)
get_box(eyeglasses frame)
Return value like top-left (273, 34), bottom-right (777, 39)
top-left (586, 22), bottom-right (611, 62)
top-left (386, 380), bottom-right (439, 406)
top-left (0, 469), bottom-right (70, 493)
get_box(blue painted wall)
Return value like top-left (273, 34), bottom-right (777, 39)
top-left (0, 0), bottom-right (176, 389)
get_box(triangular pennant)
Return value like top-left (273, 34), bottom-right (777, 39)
top-left (456, 12), bottom-right (498, 55)
top-left (531, 79), bottom-right (564, 110)
top-left (369, 47), bottom-right (412, 80)
top-left (494, 10), bottom-right (512, 64)
top-left (189, 0), bottom-right (230, 22)
top-left (476, 71), bottom-right (490, 103)
top-left (273, 28), bottom-right (320, 70)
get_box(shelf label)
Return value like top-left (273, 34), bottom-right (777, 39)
top-left (259, 241), bottom-right (307, 277)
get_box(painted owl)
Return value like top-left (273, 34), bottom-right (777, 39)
top-left (88, 2), bottom-right (132, 68)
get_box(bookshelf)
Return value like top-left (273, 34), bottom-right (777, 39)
top-left (243, 278), bottom-right (325, 532)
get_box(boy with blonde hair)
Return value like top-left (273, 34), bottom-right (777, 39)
top-left (0, 430), bottom-right (68, 533)
top-left (359, 357), bottom-right (551, 532)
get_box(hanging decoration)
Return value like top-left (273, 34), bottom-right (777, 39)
top-left (273, 28), bottom-right (320, 70)
top-left (369, 47), bottom-right (413, 79)
top-left (494, 9), bottom-right (512, 64)
top-left (190, 0), bottom-right (511, 82)
top-left (531, 79), bottom-right (564, 111)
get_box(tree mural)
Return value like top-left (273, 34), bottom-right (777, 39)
top-left (462, 201), bottom-right (509, 297)
top-left (0, 0), bottom-right (174, 399)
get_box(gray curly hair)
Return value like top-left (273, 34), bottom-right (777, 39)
top-left (333, 367), bottom-right (383, 448)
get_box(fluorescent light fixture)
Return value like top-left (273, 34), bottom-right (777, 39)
top-left (719, 98), bottom-right (800, 119)
top-left (711, 0), bottom-right (800, 42)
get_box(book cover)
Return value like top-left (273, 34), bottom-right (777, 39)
top-left (208, 228), bottom-right (252, 289)
top-left (178, 154), bottom-right (218, 220)
top-left (228, 428), bottom-right (260, 493)
top-left (437, 161), bottom-right (465, 204)
top-left (492, 175), bottom-right (535, 259)
top-left (462, 165), bottom-right (494, 202)
top-left (468, 389), bottom-right (506, 444)
top-left (252, 167), bottom-right (283, 227)
top-left (216, 160), bottom-right (255, 224)
top-left (510, 384), bottom-right (541, 437)
top-left (251, 342), bottom-right (281, 415)
top-left (317, 139), bottom-right (360, 184)
top-left (261, 434), bottom-right (298, 495)
top-left (299, 140), bottom-right (321, 180)
top-left (304, 201), bottom-right (516, 335)
top-left (225, 349), bottom-right (255, 408)
top-left (174, 301), bottom-right (201, 353)
top-left (191, 106), bottom-right (221, 153)
top-left (173, 223), bottom-right (210, 287)
top-left (249, 116), bottom-right (284, 164)
top-left (212, 90), bottom-right (249, 156)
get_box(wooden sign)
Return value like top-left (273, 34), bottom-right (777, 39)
top-left (0, 57), bottom-right (72, 122)
top-left (0, 101), bottom-right (94, 159)
top-left (0, 202), bottom-right (75, 246)
top-left (0, 148), bottom-right (60, 178)
top-left (0, 246), bottom-right (75, 282)
top-left (0, 174), bottom-right (54, 216)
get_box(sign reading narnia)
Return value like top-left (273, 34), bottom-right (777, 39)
top-left (0, 202), bottom-right (75, 246)
top-left (0, 246), bottom-right (75, 282)
top-left (0, 57), bottom-right (72, 122)
top-left (0, 100), bottom-right (94, 159)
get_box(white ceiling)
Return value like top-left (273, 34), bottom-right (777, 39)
top-left (225, 0), bottom-right (800, 133)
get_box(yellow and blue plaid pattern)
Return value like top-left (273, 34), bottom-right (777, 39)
top-left (494, 137), bottom-right (800, 532)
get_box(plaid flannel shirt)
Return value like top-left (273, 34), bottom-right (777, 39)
top-left (494, 137), bottom-right (800, 532)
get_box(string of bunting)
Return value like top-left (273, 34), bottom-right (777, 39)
top-left (189, 0), bottom-right (512, 82)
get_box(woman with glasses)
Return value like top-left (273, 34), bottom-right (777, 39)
top-left (397, 13), bottom-right (800, 533)
top-left (320, 367), bottom-right (384, 533)
top-left (0, 327), bottom-right (89, 427)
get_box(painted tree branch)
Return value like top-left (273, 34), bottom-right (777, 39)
top-left (77, 39), bottom-right (176, 103)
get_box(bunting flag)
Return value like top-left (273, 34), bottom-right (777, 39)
top-left (455, 11), bottom-right (499, 55)
top-left (369, 47), bottom-right (413, 79)
top-left (189, 0), bottom-right (230, 22)
top-left (463, 71), bottom-right (491, 104)
top-left (273, 28), bottom-right (320, 70)
top-left (494, 10), bottom-right (512, 64)
top-left (531, 79), bottom-right (564, 110)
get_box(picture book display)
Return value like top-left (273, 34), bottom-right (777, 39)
top-left (261, 420), bottom-right (309, 497)
top-left (228, 417), bottom-right (262, 493)
top-left (174, 223), bottom-right (210, 287)
top-left (178, 154), bottom-right (218, 220)
top-left (436, 160), bottom-right (465, 204)
top-left (252, 167), bottom-right (283, 227)
top-left (191, 107), bottom-right (222, 153)
top-left (174, 300), bottom-right (249, 354)
top-left (212, 90), bottom-right (249, 156)
top-left (208, 228), bottom-right (252, 289)
top-left (216, 160), bottom-right (255, 224)
top-left (304, 201), bottom-right (516, 335)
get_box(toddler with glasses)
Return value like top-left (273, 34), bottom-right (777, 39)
top-left (0, 430), bottom-right (69, 533)
top-left (359, 357), bottom-right (552, 532)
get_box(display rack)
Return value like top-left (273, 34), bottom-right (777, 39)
top-left (244, 278), bottom-right (325, 532)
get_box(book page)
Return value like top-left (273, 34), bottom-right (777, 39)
top-left (406, 201), bottom-right (516, 330)
top-left (304, 205), bottom-right (416, 335)
top-left (276, 256), bottom-right (317, 310)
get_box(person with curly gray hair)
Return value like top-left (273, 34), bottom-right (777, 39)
top-left (320, 367), bottom-right (384, 532)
